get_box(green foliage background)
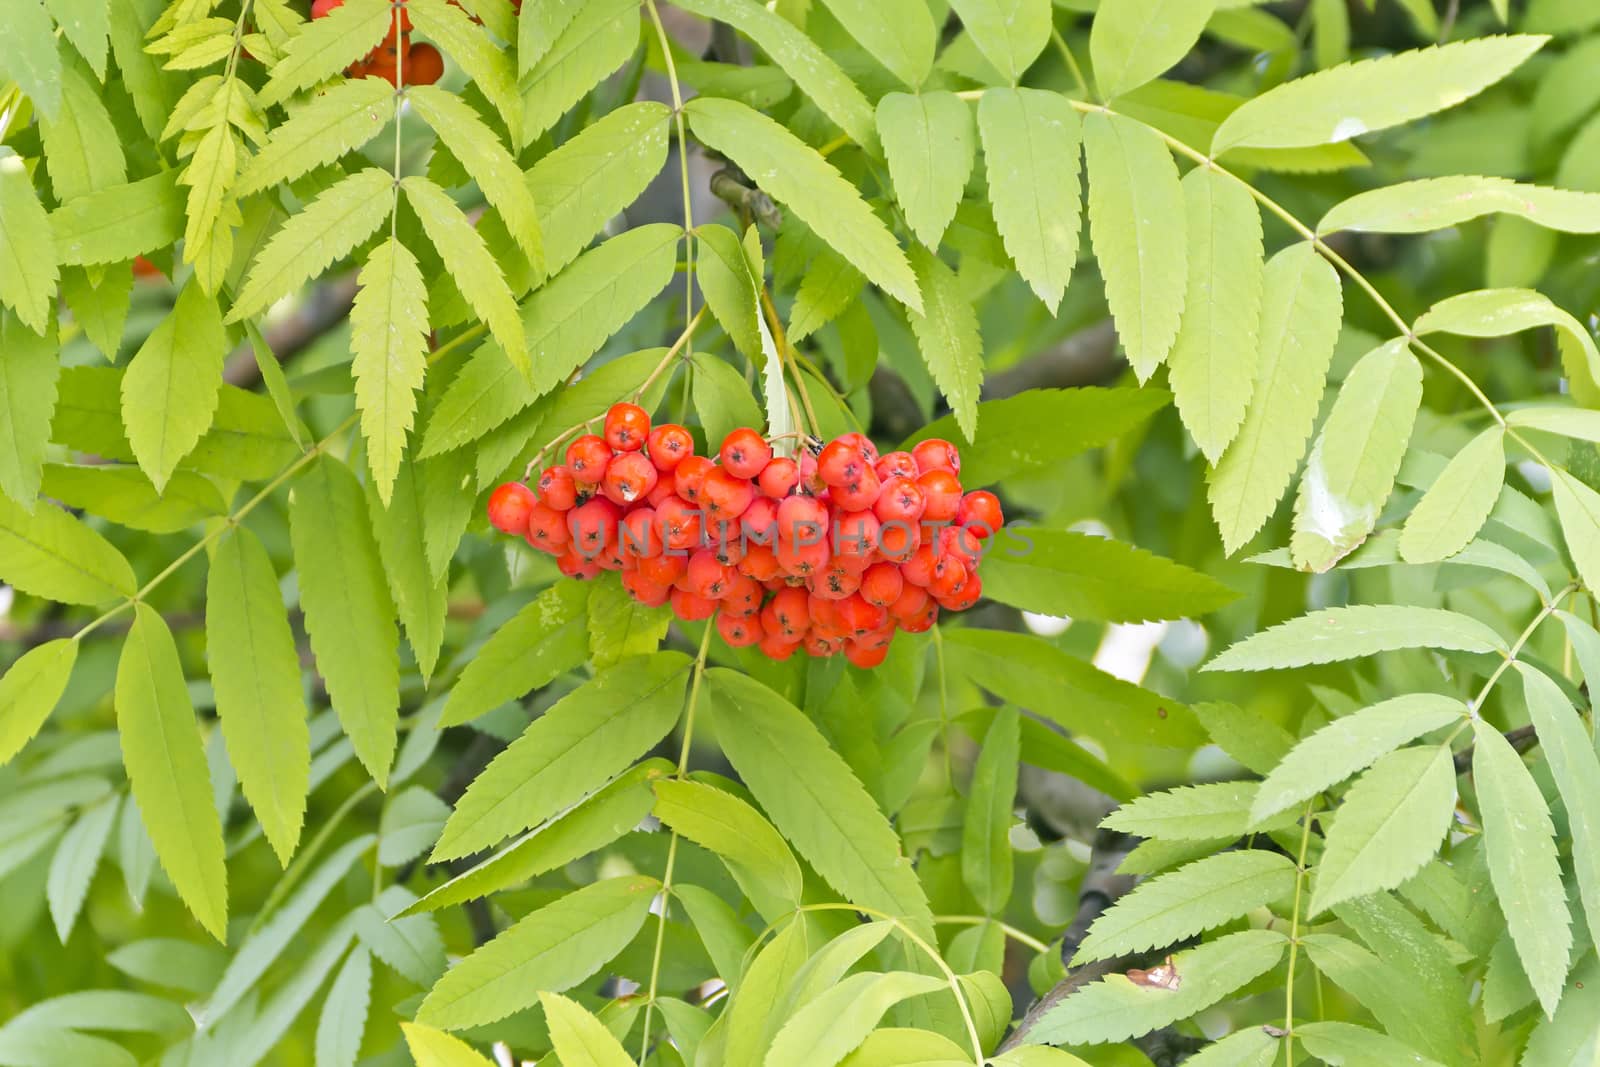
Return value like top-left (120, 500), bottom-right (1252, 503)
top-left (5, 0), bottom-right (1600, 1063)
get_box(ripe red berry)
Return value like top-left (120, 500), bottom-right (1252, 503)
top-left (311, 0), bottom-right (341, 17)
top-left (739, 543), bottom-right (784, 582)
top-left (877, 520), bottom-right (920, 562)
top-left (912, 438), bottom-right (960, 476)
top-left (619, 506), bottom-right (662, 560)
top-left (776, 495), bottom-right (828, 545)
top-left (686, 549), bottom-right (734, 599)
top-left (759, 632), bottom-right (800, 660)
top-left (600, 450), bottom-right (658, 506)
top-left (556, 548), bottom-right (601, 580)
top-left (927, 555), bottom-right (969, 599)
top-left (817, 439), bottom-right (867, 487)
top-left (956, 490), bottom-right (1003, 538)
top-left (716, 609), bottom-right (762, 647)
top-left (486, 482), bottom-right (537, 535)
top-left (758, 456), bottom-right (800, 498)
top-left (830, 468), bottom-right (882, 512)
top-left (941, 524), bottom-right (983, 569)
top-left (567, 498), bottom-right (620, 557)
top-left (720, 428), bottom-right (773, 480)
top-left (604, 402), bottom-right (651, 452)
top-left (523, 502), bottom-right (571, 553)
top-left (860, 562), bottom-right (904, 608)
top-left (834, 510), bottom-right (880, 558)
top-left (873, 476), bottom-right (925, 525)
top-left (637, 549), bottom-right (686, 587)
top-left (838, 432), bottom-right (880, 465)
top-left (875, 451), bottom-right (918, 481)
top-left (811, 564), bottom-right (861, 600)
top-left (900, 542), bottom-right (940, 587)
top-left (776, 537), bottom-right (830, 578)
top-left (938, 573), bottom-right (982, 612)
top-left (670, 588), bottom-right (718, 621)
top-left (406, 41), bottom-right (443, 85)
top-left (889, 584), bottom-right (930, 621)
top-left (655, 495), bottom-right (702, 551)
top-left (844, 638), bottom-right (889, 669)
top-left (674, 454), bottom-right (715, 503)
top-left (835, 594), bottom-right (888, 637)
top-left (567, 434), bottom-right (612, 485)
top-left (917, 469), bottom-right (963, 522)
top-left (622, 569), bottom-right (672, 607)
top-left (537, 465), bottom-right (578, 511)
top-left (763, 587), bottom-right (811, 640)
top-left (646, 424), bottom-right (694, 471)
top-left (723, 573), bottom-right (764, 615)
top-left (739, 496), bottom-right (779, 544)
top-left (700, 466), bottom-right (755, 521)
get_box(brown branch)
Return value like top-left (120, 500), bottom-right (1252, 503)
top-left (223, 275), bottom-right (359, 388)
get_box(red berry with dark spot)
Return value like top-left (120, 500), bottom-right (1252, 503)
top-left (600, 450), bottom-right (658, 506)
top-left (956, 490), bottom-right (1003, 538)
top-left (912, 438), bottom-right (960, 476)
top-left (674, 454), bottom-right (715, 503)
top-left (604, 402), bottom-right (651, 452)
top-left (537, 465), bottom-right (578, 511)
top-left (917, 469), bottom-right (963, 522)
top-left (487, 482), bottom-right (537, 535)
top-left (647, 423), bottom-right (694, 470)
top-left (567, 434), bottom-right (612, 485)
top-left (758, 456), bottom-right (800, 498)
top-left (720, 427), bottom-right (773, 479)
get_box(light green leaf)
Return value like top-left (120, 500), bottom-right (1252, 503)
top-left (946, 0), bottom-right (1050, 84)
top-left (121, 280), bottom-right (227, 493)
top-left (539, 992), bottom-right (634, 1067)
top-left (1553, 468), bottom-right (1600, 597)
top-left (1091, 0), bottom-right (1216, 99)
top-left (517, 0), bottom-right (581, 74)
top-left (1212, 36), bottom-right (1548, 152)
top-left (512, 0), bottom-right (630, 146)
top-left (46, 794), bottom-right (119, 941)
top-left (686, 97), bottom-right (919, 311)
top-left (987, 1046), bottom-right (1096, 1067)
top-left (1417, 287), bottom-right (1600, 405)
top-left (44, 0), bottom-right (109, 78)
top-left (289, 454), bottom-right (399, 789)
top-left (673, 0), bottom-right (875, 149)
top-left (1168, 166), bottom-right (1262, 461)
top-left (835, 1028), bottom-right (974, 1066)
top-left (1083, 110), bottom-right (1186, 380)
top-left (878, 92), bottom-right (973, 249)
top-left (789, 245), bottom-right (863, 341)
top-left (692, 351), bottom-right (766, 445)
top-left (654, 778), bottom-right (803, 921)
top-left (0, 1028), bottom-right (137, 1066)
top-left (366, 455), bottom-right (449, 683)
top-left (354, 888), bottom-right (446, 985)
top-left (962, 705), bottom-right (1018, 915)
top-left (41, 464), bottom-right (225, 535)
top-left (821, 0), bottom-right (933, 86)
top-left (401, 1022), bottom-right (496, 1067)
top-left (0, 152), bottom-right (59, 333)
top-left (0, 638), bottom-right (77, 765)
top-left (1160, 1030), bottom-right (1277, 1067)
top-left (409, 85), bottom-right (542, 269)
top-left (416, 875), bottom-right (658, 1030)
top-left (0, 311), bottom-right (58, 507)
top-left (1075, 850), bottom-right (1296, 964)
top-left (1207, 243), bottom-right (1344, 552)
top-left (1290, 339), bottom-right (1422, 571)
top-left (377, 787), bottom-right (452, 867)
top-left (1252, 694), bottom-right (1465, 824)
top-left (0, 0), bottom-right (63, 117)
top-left (0, 494), bottom-right (138, 604)
top-left (50, 171), bottom-right (183, 266)
top-left (419, 225), bottom-right (680, 454)
top-left (767, 971), bottom-right (946, 1067)
top-left (1031, 929), bottom-right (1287, 1044)
top-left (350, 237), bottom-right (430, 504)
top-left (906, 246), bottom-right (981, 441)
top-left (1296, 1022), bottom-right (1446, 1067)
top-left (116, 604), bottom-right (228, 941)
top-left (1399, 426), bottom-right (1506, 564)
top-left (980, 529), bottom-right (1237, 622)
top-left (176, 125), bottom-right (239, 294)
top-left (697, 222), bottom-right (763, 360)
top-left (236, 76), bottom-right (392, 196)
top-left (902, 386), bottom-right (1167, 487)
top-left (1206, 604), bottom-right (1505, 671)
top-left (205, 526), bottom-right (310, 867)
top-left (431, 652), bottom-right (691, 861)
top-left (60, 265), bottom-right (132, 361)
top-left (1522, 952), bottom-right (1600, 1064)
top-left (316, 946), bottom-right (372, 1067)
top-left (228, 167), bottom-right (393, 322)
top-left (259, 0), bottom-right (390, 105)
top-left (972, 94), bottom-right (1088, 307)
top-left (39, 63), bottom-right (126, 202)
top-left (1309, 744), bottom-right (1456, 915)
top-left (1473, 719), bottom-right (1572, 1016)
top-left (1103, 780), bottom-right (1295, 840)
top-left (707, 669), bottom-right (936, 940)
top-left (587, 571), bottom-right (672, 669)
top-left (1320, 176), bottom-right (1600, 236)
top-left (439, 582), bottom-right (591, 727)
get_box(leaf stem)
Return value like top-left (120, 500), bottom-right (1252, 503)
top-left (645, 0), bottom-right (697, 340)
top-left (1281, 800), bottom-right (1316, 1064)
top-left (933, 914), bottom-right (1051, 955)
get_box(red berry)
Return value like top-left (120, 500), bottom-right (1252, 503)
top-left (556, 548), bottom-right (601, 580)
top-left (600, 451), bottom-right (658, 506)
top-left (877, 520), bottom-right (920, 562)
top-left (835, 510), bottom-right (880, 558)
top-left (486, 482), bottom-right (537, 535)
top-left (723, 573), bottom-right (765, 615)
top-left (860, 562), bottom-right (904, 607)
top-left (830, 468), bottom-right (881, 512)
top-left (763, 587), bottom-right (811, 640)
top-left (956, 490), bottom-right (1004, 538)
top-left (776, 537), bottom-right (830, 578)
top-left (740, 543), bottom-right (784, 582)
top-left (311, 0), bottom-right (342, 17)
top-left (622, 569), bottom-right (672, 607)
top-left (899, 601), bottom-right (940, 633)
top-left (927, 555), bottom-right (969, 599)
top-left (838, 432), bottom-right (880, 466)
top-left (890, 584), bottom-right (930, 621)
top-left (700, 466), bottom-right (755, 521)
top-left (844, 639), bottom-right (889, 669)
top-left (941, 524), bottom-right (983, 569)
top-left (604, 402), bottom-right (651, 452)
top-left (567, 434), bottom-right (612, 485)
top-left (758, 457), bottom-right (800, 498)
top-left (670, 588), bottom-right (718, 621)
top-left (835, 594), bottom-right (888, 637)
top-left (719, 428), bottom-right (773, 480)
top-left (912, 439), bottom-right (961, 476)
top-left (524, 501), bottom-right (571, 553)
top-left (811, 565), bottom-right (861, 601)
top-left (406, 41), bottom-right (443, 85)
top-left (638, 550), bottom-right (687, 587)
top-left (873, 476), bottom-right (925, 525)
top-left (674, 454), bottom-right (715, 503)
top-left (777, 495), bottom-right (828, 545)
top-left (817, 440), bottom-right (867, 487)
top-left (655, 495), bottom-right (703, 551)
top-left (646, 476), bottom-right (677, 507)
top-left (647, 424), bottom-right (694, 471)
top-left (875, 451), bottom-right (918, 481)
top-left (917, 469), bottom-right (963, 522)
top-left (805, 634), bottom-right (845, 657)
top-left (619, 507), bottom-right (662, 560)
top-left (740, 496), bottom-right (779, 545)
top-left (938, 573), bottom-right (982, 612)
top-left (716, 609), bottom-right (762, 647)
top-left (759, 632), bottom-right (800, 660)
top-left (567, 498), bottom-right (620, 557)
top-left (807, 594), bottom-right (845, 638)
top-left (537, 466), bottom-right (578, 511)
top-left (686, 550), bottom-right (734, 599)
top-left (900, 542), bottom-right (940, 587)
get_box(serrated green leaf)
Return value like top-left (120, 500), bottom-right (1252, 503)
top-left (1296, 1022), bottom-right (1446, 1067)
top-left (121, 280), bottom-right (227, 493)
top-left (408, 0), bottom-right (519, 134)
top-left (697, 222), bottom-right (762, 360)
top-left (1103, 780), bottom-right (1295, 839)
top-left (980, 529), bottom-right (1237, 622)
top-left (906, 246), bottom-right (981, 441)
top-left (316, 946), bottom-right (372, 1067)
top-left (691, 351), bottom-right (766, 445)
top-left (961, 705), bottom-right (1018, 915)
top-left (1091, 0), bottom-right (1216, 99)
top-left (654, 778), bottom-right (803, 922)
top-left (1474, 719), bottom-right (1572, 1017)
top-left (0, 311), bottom-right (58, 507)
top-left (0, 152), bottom-right (59, 334)
top-left (417, 875), bottom-right (658, 1030)
top-left (1553, 467), bottom-right (1600, 596)
top-left (205, 526), bottom-right (310, 866)
top-left (366, 454), bottom-right (448, 682)
top-left (976, 86), bottom-right (1085, 312)
top-left (1032, 929), bottom-right (1287, 1044)
top-left (515, 0), bottom-right (635, 146)
top-left (788, 245), bottom-right (863, 341)
top-left (1252, 694), bottom-right (1465, 824)
top-left (0, 494), bottom-right (137, 604)
top-left (61, 264), bottom-right (132, 361)
top-left (537, 992), bottom-right (634, 1067)
top-left (0, 0), bottom-right (62, 117)
top-left (517, 0), bottom-right (581, 74)
top-left (1083, 110), bottom-right (1186, 380)
top-left (39, 63), bottom-right (126, 202)
top-left (878, 92), bottom-right (973, 249)
top-left (687, 97), bottom-right (919, 311)
top-left (1320, 175), bottom-right (1600, 236)
top-left (229, 167), bottom-right (393, 322)
top-left (46, 794), bottom-right (119, 941)
top-left (178, 124), bottom-right (239, 293)
top-left (1291, 339), bottom-right (1422, 571)
top-left (1213, 36), bottom-right (1547, 152)
top-left (708, 669), bottom-right (936, 939)
top-left (260, 0), bottom-right (390, 105)
top-left (1399, 426), bottom-right (1506, 564)
top-left (0, 638), bottom-right (78, 766)
top-left (236, 76), bottom-right (392, 196)
top-left (45, 0), bottom-right (110, 78)
top-left (587, 571), bottom-right (672, 669)
top-left (290, 454), bottom-right (399, 788)
top-left (1075, 850), bottom-right (1296, 964)
top-left (402, 1022), bottom-right (496, 1067)
top-left (408, 85), bottom-right (541, 269)
top-left (1160, 1030), bottom-right (1277, 1067)
top-left (354, 888), bottom-right (446, 984)
top-left (419, 225), bottom-right (680, 455)
top-left (820, 0), bottom-right (933, 86)
top-left (377, 787), bottom-right (451, 867)
top-left (903, 386), bottom-right (1167, 487)
top-left (439, 581), bottom-right (590, 727)
top-left (1309, 744), bottom-right (1455, 915)
top-left (350, 237), bottom-right (430, 504)
top-left (1208, 243), bottom-right (1344, 553)
top-left (117, 603), bottom-right (228, 941)
top-left (1169, 166), bottom-right (1262, 461)
top-left (674, 0), bottom-right (875, 149)
top-left (432, 652), bottom-right (690, 860)
top-left (946, 0), bottom-right (1051, 84)
top-left (50, 171), bottom-right (184, 266)
top-left (1206, 604), bottom-right (1505, 670)
top-left (768, 971), bottom-right (946, 1067)
top-left (1417, 287), bottom-right (1600, 406)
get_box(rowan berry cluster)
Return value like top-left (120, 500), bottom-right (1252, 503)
top-left (487, 404), bottom-right (1003, 669)
top-left (312, 0), bottom-right (443, 87)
